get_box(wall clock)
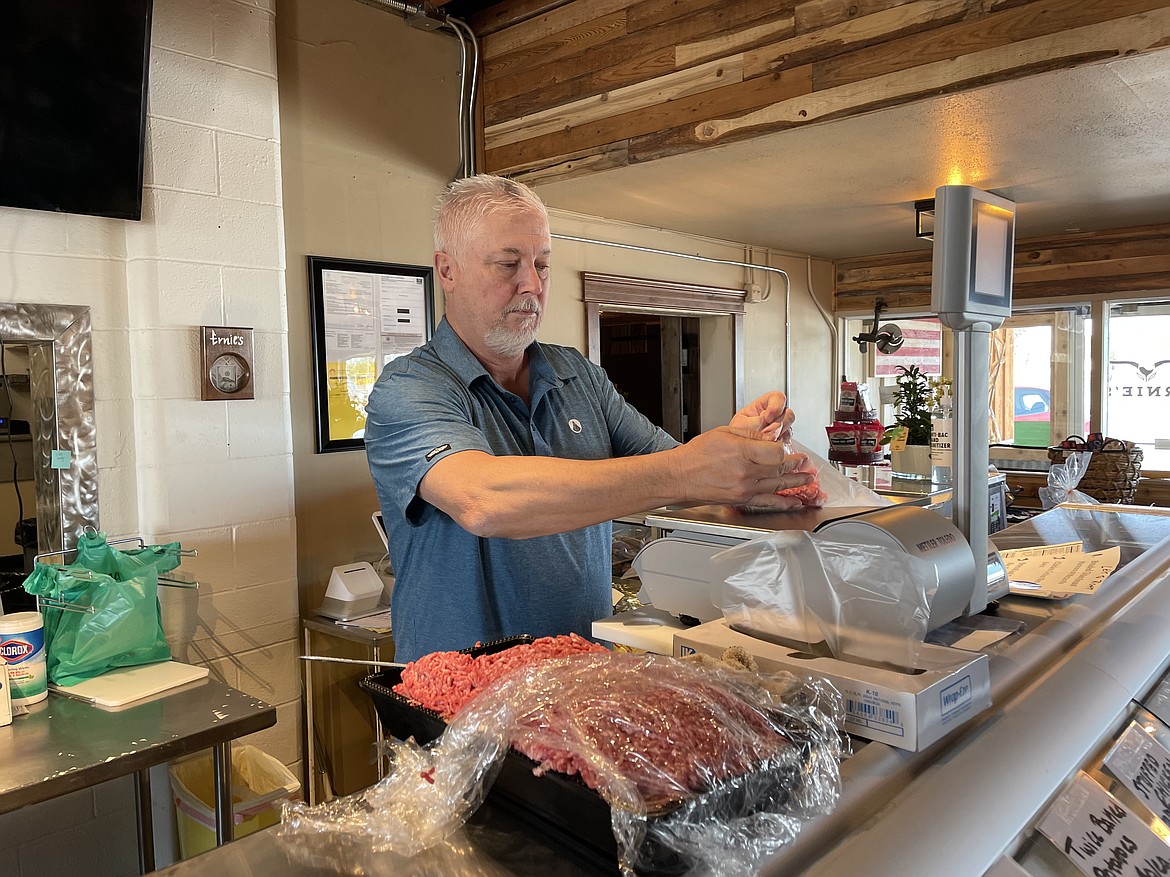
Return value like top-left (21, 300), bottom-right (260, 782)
top-left (200, 326), bottom-right (255, 400)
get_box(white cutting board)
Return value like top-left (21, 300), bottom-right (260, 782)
top-left (51, 661), bottom-right (209, 706)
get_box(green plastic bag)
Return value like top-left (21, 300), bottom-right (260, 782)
top-left (23, 531), bottom-right (180, 687)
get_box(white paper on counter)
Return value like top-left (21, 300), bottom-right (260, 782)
top-left (335, 609), bottom-right (393, 632)
top-left (1002, 543), bottom-right (1120, 597)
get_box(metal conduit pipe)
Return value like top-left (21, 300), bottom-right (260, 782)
top-left (550, 232), bottom-right (793, 395)
top-left (359, 0), bottom-right (425, 16)
top-left (446, 16), bottom-right (479, 177)
top-left (447, 22), bottom-right (471, 176)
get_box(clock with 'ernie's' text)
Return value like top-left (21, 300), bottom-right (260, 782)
top-left (200, 326), bottom-right (255, 400)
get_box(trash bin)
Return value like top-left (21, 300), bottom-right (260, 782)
top-left (169, 745), bottom-right (301, 859)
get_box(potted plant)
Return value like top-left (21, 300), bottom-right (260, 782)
top-left (882, 365), bottom-right (935, 479)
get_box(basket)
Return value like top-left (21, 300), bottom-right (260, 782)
top-left (1047, 436), bottom-right (1143, 504)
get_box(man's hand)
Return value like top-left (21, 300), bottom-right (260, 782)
top-left (729, 391), bottom-right (793, 442)
top-left (669, 425), bottom-right (815, 510)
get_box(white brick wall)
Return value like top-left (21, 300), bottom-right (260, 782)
top-left (0, 0), bottom-right (298, 873)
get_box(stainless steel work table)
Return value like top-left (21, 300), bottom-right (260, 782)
top-left (0, 677), bottom-right (276, 874)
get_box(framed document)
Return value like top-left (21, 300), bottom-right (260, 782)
top-left (308, 256), bottom-right (435, 452)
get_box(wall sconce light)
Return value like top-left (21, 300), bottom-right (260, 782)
top-left (915, 198), bottom-right (936, 240)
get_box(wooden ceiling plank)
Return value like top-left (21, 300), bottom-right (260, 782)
top-left (834, 223), bottom-right (1170, 311)
top-left (628, 0), bottom-right (795, 34)
top-left (1016, 275), bottom-right (1170, 298)
top-left (835, 264), bottom-right (935, 287)
top-left (468, 3), bottom-right (576, 38)
top-left (1020, 224), bottom-right (1170, 251)
top-left (794, 0), bottom-right (923, 35)
top-left (814, 0), bottom-right (1170, 91)
top-left (486, 55), bottom-right (745, 151)
top-left (485, 4), bottom-right (794, 116)
top-left (497, 141), bottom-right (632, 186)
top-left (485, 11), bottom-right (627, 81)
top-left (676, 16), bottom-right (796, 68)
top-left (744, 0), bottom-right (968, 79)
top-left (489, 64), bottom-right (813, 173)
top-left (1020, 239), bottom-right (1170, 267)
top-left (481, 0), bottom-right (635, 58)
top-left (1015, 254), bottom-right (1170, 282)
top-left (697, 8), bottom-right (1170, 146)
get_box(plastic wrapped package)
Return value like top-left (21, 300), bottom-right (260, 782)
top-left (780, 439), bottom-right (892, 509)
top-left (1039, 450), bottom-right (1098, 509)
top-left (710, 530), bottom-right (938, 672)
top-left (281, 651), bottom-right (844, 876)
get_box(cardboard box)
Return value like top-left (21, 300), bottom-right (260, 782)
top-left (674, 620), bottom-right (990, 751)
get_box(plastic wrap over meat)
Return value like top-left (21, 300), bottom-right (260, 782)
top-left (281, 651), bottom-right (844, 876)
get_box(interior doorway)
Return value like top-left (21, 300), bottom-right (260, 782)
top-left (582, 272), bottom-right (746, 438)
top-left (598, 313), bottom-right (701, 442)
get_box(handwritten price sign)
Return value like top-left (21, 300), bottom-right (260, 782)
top-left (1105, 723), bottom-right (1170, 827)
top-left (1037, 772), bottom-right (1170, 877)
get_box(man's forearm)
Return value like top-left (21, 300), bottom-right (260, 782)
top-left (420, 428), bottom-right (813, 539)
top-left (420, 450), bottom-right (683, 538)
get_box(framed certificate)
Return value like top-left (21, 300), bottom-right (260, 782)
top-left (308, 256), bottom-right (435, 452)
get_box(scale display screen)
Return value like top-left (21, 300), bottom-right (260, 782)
top-left (931, 186), bottom-right (1017, 331)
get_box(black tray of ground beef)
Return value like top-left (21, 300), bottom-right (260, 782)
top-left (360, 639), bottom-right (808, 876)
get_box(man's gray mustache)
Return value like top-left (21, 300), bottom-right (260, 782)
top-left (505, 301), bottom-right (542, 316)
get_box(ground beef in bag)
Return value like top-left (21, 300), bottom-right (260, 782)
top-left (504, 654), bottom-right (798, 811)
top-left (394, 633), bottom-right (608, 718)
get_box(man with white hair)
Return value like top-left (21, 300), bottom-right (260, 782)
top-left (365, 174), bottom-right (813, 662)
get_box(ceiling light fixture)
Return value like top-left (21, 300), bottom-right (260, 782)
top-left (914, 198), bottom-right (936, 240)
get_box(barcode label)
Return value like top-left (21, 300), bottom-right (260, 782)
top-left (845, 698), bottom-right (904, 735)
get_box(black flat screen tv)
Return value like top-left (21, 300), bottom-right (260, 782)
top-left (0, 0), bottom-right (153, 221)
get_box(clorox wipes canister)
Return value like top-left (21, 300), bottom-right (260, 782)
top-left (0, 611), bottom-right (48, 706)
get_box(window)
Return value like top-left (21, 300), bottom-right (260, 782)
top-left (1107, 300), bottom-right (1170, 470)
top-left (996, 310), bottom-right (1089, 450)
top-left (840, 299), bottom-right (1169, 475)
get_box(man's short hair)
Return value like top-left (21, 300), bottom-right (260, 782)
top-left (434, 174), bottom-right (548, 260)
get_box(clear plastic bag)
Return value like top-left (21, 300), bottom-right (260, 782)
top-left (1039, 450), bottom-right (1098, 509)
top-left (709, 530), bottom-right (938, 672)
top-left (280, 652), bottom-right (844, 876)
top-left (787, 440), bottom-right (892, 509)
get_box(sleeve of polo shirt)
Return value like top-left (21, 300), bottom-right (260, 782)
top-left (575, 353), bottom-right (679, 456)
top-left (364, 362), bottom-right (492, 525)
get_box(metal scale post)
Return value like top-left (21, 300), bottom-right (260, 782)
top-left (930, 185), bottom-right (1017, 615)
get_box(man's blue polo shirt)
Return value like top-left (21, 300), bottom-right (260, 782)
top-left (364, 318), bottom-right (677, 662)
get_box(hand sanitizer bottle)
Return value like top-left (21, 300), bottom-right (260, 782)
top-left (931, 384), bottom-right (953, 485)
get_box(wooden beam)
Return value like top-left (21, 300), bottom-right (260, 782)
top-left (744, 0), bottom-right (969, 80)
top-left (693, 8), bottom-right (1170, 146)
top-left (794, 0), bottom-right (921, 35)
top-left (496, 140), bottom-right (631, 186)
top-left (486, 55), bottom-right (745, 150)
top-left (479, 0), bottom-right (633, 55)
top-left (834, 223), bottom-right (1170, 313)
top-left (676, 15), bottom-right (795, 68)
top-left (484, 11), bottom-right (627, 82)
top-left (488, 64), bottom-right (812, 172)
top-left (814, 0), bottom-right (1170, 91)
top-left (485, 4), bottom-right (789, 119)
